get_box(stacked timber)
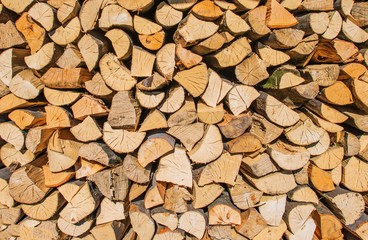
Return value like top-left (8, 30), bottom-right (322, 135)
top-left (0, 0), bottom-right (367, 239)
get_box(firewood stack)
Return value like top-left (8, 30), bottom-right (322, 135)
top-left (0, 0), bottom-right (368, 239)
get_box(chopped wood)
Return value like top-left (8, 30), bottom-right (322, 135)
top-left (0, 1), bottom-right (366, 239)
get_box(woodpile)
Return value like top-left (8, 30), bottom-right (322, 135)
top-left (0, 0), bottom-right (368, 239)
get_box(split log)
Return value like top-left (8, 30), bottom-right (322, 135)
top-left (96, 198), bottom-right (126, 225)
top-left (242, 171), bottom-right (297, 195)
top-left (167, 96), bottom-right (196, 127)
top-left (78, 33), bottom-right (108, 71)
top-left (250, 113), bottom-right (283, 144)
top-left (57, 217), bottom-right (93, 237)
top-left (174, 14), bottom-right (218, 47)
top-left (218, 113), bottom-right (252, 139)
top-left (265, 0), bottom-right (298, 29)
top-left (131, 46), bottom-right (156, 77)
top-left (99, 53), bottom-right (136, 91)
top-left (84, 73), bottom-right (114, 99)
top-left (320, 186), bottom-right (365, 225)
top-left (345, 213), bottom-right (368, 240)
top-left (49, 17), bottom-right (81, 46)
top-left (308, 163), bottom-right (335, 192)
top-left (166, 122), bottom-right (204, 151)
top-left (9, 69), bottom-right (44, 100)
top-left (25, 42), bottom-right (62, 70)
top-left (1, 143), bottom-right (35, 167)
top-left (191, 0), bottom-right (223, 20)
top-left (41, 67), bottom-right (92, 89)
top-left (129, 200), bottom-right (155, 240)
top-left (43, 165), bottom-right (74, 188)
top-left (288, 185), bottom-right (319, 204)
top-left (254, 91), bottom-right (300, 127)
top-left (156, 43), bottom-right (176, 80)
top-left (0, 48), bottom-right (29, 87)
top-left (225, 133), bottom-right (262, 154)
top-left (173, 63), bottom-right (208, 97)
top-left (341, 156), bottom-right (368, 192)
top-left (228, 174), bottom-right (262, 210)
top-left (284, 217), bottom-right (316, 240)
top-left (117, 0), bottom-right (154, 12)
top-left (312, 202), bottom-right (343, 240)
top-left (226, 85), bottom-right (259, 116)
top-left (91, 221), bottom-right (129, 240)
top-left (151, 207), bottom-right (178, 231)
top-left (122, 154), bottom-right (151, 184)
top-left (243, 6), bottom-right (270, 40)
top-left (99, 4), bottom-right (133, 31)
top-left (57, 0), bottom-right (80, 25)
top-left (192, 179), bottom-right (224, 209)
top-left (283, 201), bottom-right (315, 234)
top-left (138, 133), bottom-right (175, 167)
top-left (178, 209), bottom-right (206, 239)
top-left (188, 124), bottom-right (223, 164)
top-left (163, 184), bottom-right (191, 213)
top-left (155, 2), bottom-right (183, 29)
top-left (21, 191), bottom-right (66, 220)
top-left (144, 176), bottom-right (166, 209)
top-left (0, 21), bottom-right (26, 49)
top-left (105, 29), bottom-right (132, 60)
top-left (139, 109), bottom-right (168, 132)
top-left (25, 126), bottom-right (54, 154)
top-left (241, 153), bottom-right (278, 177)
top-left (258, 194), bottom-right (286, 226)
top-left (235, 208), bottom-right (267, 239)
top-left (70, 116), bottom-right (102, 142)
top-left (156, 146), bottom-right (192, 188)
top-left (56, 44), bottom-right (84, 68)
top-left (253, 221), bottom-right (287, 240)
top-left (8, 109), bottom-right (46, 130)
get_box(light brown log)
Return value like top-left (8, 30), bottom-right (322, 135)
top-left (257, 42), bottom-right (290, 66)
top-left (0, 21), bottom-right (26, 49)
top-left (345, 213), bottom-right (368, 240)
top-left (287, 34), bottom-right (318, 66)
top-left (174, 14), bottom-right (218, 47)
top-left (228, 174), bottom-right (262, 210)
top-left (191, 0), bottom-right (223, 20)
top-left (267, 140), bottom-right (310, 170)
top-left (351, 2), bottom-right (368, 27)
top-left (84, 73), bottom-right (114, 99)
top-left (156, 43), bottom-right (175, 80)
top-left (9, 69), bottom-right (44, 100)
top-left (70, 95), bottom-right (108, 120)
top-left (175, 44), bottom-right (202, 70)
top-left (193, 178), bottom-right (224, 209)
top-left (43, 165), bottom-right (74, 188)
top-left (284, 217), bottom-right (316, 240)
top-left (250, 112), bottom-right (283, 144)
top-left (56, 0), bottom-right (80, 24)
top-left (300, 0), bottom-right (334, 11)
top-left (178, 209), bottom-right (206, 239)
top-left (15, 13), bottom-right (46, 54)
top-left (8, 109), bottom-right (45, 130)
top-left (0, 93), bottom-right (47, 114)
top-left (306, 99), bottom-right (348, 124)
top-left (131, 46), bottom-right (156, 77)
top-left (108, 91), bottom-right (140, 130)
top-left (103, 122), bottom-right (145, 153)
top-left (25, 126), bottom-right (54, 154)
top-left (78, 142), bottom-right (121, 167)
top-left (57, 217), bottom-right (93, 237)
top-left (198, 151), bottom-right (241, 186)
top-left (253, 221), bottom-right (287, 240)
top-left (166, 122), bottom-right (204, 151)
top-left (342, 18), bottom-right (368, 44)
top-left (96, 198), bottom-right (127, 225)
top-left (265, 0), bottom-right (298, 29)
top-left (91, 220), bottom-right (129, 240)
top-left (78, 33), bottom-right (108, 71)
top-left (235, 208), bottom-right (267, 238)
top-left (49, 17), bottom-right (81, 46)
top-left (25, 42), bottom-right (62, 71)
top-left (155, 2), bottom-right (182, 28)
top-left (288, 185), bottom-right (318, 204)
top-left (167, 0), bottom-right (196, 11)
top-left (98, 4), bottom-right (133, 31)
top-left (197, 101), bottom-right (224, 124)
top-left (79, 0), bottom-right (102, 32)
top-left (222, 10), bottom-right (250, 36)
top-left (45, 105), bottom-right (74, 129)
top-left (139, 109), bottom-right (168, 132)
top-left (320, 186), bottom-right (365, 225)
top-left (312, 202), bottom-right (343, 240)
top-left (322, 11), bottom-right (343, 40)
top-left (0, 168), bottom-right (14, 208)
top-left (283, 201), bottom-right (315, 234)
top-left (139, 31), bottom-right (166, 51)
top-left (163, 184), bottom-right (191, 213)
top-left (105, 29), bottom-right (132, 60)
top-left (225, 133), bottom-right (262, 154)
top-left (207, 37), bottom-right (252, 69)
top-left (173, 63), bottom-right (208, 97)
top-left (88, 165), bottom-right (130, 201)
top-left (156, 146), bottom-right (192, 187)
top-left (242, 171), bottom-right (297, 195)
top-left (167, 96), bottom-right (196, 127)
top-left (1, 0), bottom-right (34, 14)
top-left (0, 206), bottom-right (23, 225)
top-left (243, 6), bottom-right (270, 40)
top-left (56, 44), bottom-right (84, 68)
top-left (201, 69), bottom-right (231, 107)
top-left (9, 158), bottom-right (50, 204)
top-left (351, 78), bottom-right (368, 113)
top-left (311, 146), bottom-right (344, 170)
top-left (308, 164), bottom-right (335, 192)
top-left (218, 112), bottom-right (252, 139)
top-left (47, 130), bottom-right (82, 172)
top-left (129, 200), bottom-right (155, 240)
top-left (191, 32), bottom-right (226, 55)
top-left (341, 156), bottom-right (368, 192)
top-left (0, 48), bottom-right (29, 87)
top-left (151, 207), bottom-right (178, 231)
top-left (41, 67), bottom-right (92, 89)
top-left (144, 176), bottom-right (166, 209)
top-left (258, 194), bottom-right (286, 226)
top-left (99, 53), bottom-right (136, 91)
top-left (122, 154), bottom-right (151, 184)
top-left (0, 121), bottom-right (25, 150)
top-left (226, 85), bottom-right (259, 116)
top-left (0, 143), bottom-right (35, 167)
top-left (208, 191), bottom-right (241, 225)
top-left (241, 153), bottom-right (278, 177)
top-left (117, 0), bottom-right (154, 12)
top-left (255, 91), bottom-right (300, 127)
top-left (21, 191), bottom-right (66, 221)
top-left (188, 124), bottom-right (223, 164)
top-left (303, 108), bottom-right (344, 133)
top-left (312, 38), bottom-right (362, 64)
top-left (138, 133), bottom-right (175, 167)
top-left (262, 67), bottom-right (305, 90)
top-left (70, 116), bottom-right (102, 142)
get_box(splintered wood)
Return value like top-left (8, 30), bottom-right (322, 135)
top-left (0, 0), bottom-right (368, 240)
